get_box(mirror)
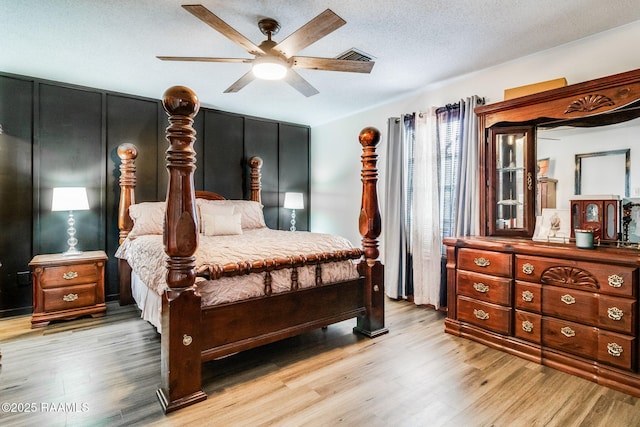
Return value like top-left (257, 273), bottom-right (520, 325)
top-left (536, 117), bottom-right (640, 210)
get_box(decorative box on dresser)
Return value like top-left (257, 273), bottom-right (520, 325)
top-left (30, 251), bottom-right (107, 328)
top-left (445, 67), bottom-right (640, 398)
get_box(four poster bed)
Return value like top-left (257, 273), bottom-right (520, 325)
top-left (115, 86), bottom-right (387, 413)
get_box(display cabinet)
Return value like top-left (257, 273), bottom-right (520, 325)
top-left (487, 126), bottom-right (535, 236)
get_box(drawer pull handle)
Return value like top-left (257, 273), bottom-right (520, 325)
top-left (473, 282), bottom-right (490, 293)
top-left (63, 293), bottom-right (78, 302)
top-left (63, 271), bottom-right (78, 280)
top-left (522, 320), bottom-right (534, 333)
top-left (608, 274), bottom-right (624, 288)
top-left (607, 307), bottom-right (624, 321)
top-left (474, 257), bottom-right (491, 267)
top-left (607, 342), bottom-right (623, 357)
top-left (522, 263), bottom-right (534, 275)
top-left (561, 294), bottom-right (576, 305)
top-left (522, 290), bottom-right (534, 302)
top-left (473, 309), bottom-right (490, 320)
top-left (561, 326), bottom-right (575, 338)
top-left (183, 334), bottom-right (193, 346)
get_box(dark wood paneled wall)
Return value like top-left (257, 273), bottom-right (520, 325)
top-left (0, 72), bottom-right (310, 317)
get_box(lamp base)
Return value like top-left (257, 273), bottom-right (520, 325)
top-left (62, 248), bottom-right (83, 257)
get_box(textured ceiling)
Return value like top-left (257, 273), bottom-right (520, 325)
top-left (2, 1), bottom-right (640, 126)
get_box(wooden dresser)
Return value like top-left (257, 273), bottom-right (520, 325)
top-left (30, 251), bottom-right (107, 328)
top-left (444, 237), bottom-right (640, 396)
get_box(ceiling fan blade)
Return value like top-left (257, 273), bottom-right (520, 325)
top-left (157, 56), bottom-right (253, 63)
top-left (291, 56), bottom-right (374, 73)
top-left (285, 70), bottom-right (320, 97)
top-left (224, 70), bottom-right (256, 93)
top-left (182, 4), bottom-right (265, 55)
top-left (274, 9), bottom-right (346, 58)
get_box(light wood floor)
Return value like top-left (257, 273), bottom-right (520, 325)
top-left (1, 300), bottom-right (639, 426)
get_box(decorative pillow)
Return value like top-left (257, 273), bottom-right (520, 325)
top-left (197, 199), bottom-right (266, 230)
top-left (201, 212), bottom-right (243, 236)
top-left (128, 202), bottom-right (165, 239)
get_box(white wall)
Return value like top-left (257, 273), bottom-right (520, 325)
top-left (310, 20), bottom-right (640, 248)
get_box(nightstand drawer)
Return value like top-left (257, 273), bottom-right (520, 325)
top-left (42, 283), bottom-right (97, 312)
top-left (39, 263), bottom-right (100, 288)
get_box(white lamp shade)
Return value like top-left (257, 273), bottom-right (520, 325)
top-left (252, 56), bottom-right (288, 80)
top-left (283, 192), bottom-right (304, 210)
top-left (52, 187), bottom-right (90, 211)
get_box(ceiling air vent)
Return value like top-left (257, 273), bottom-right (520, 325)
top-left (335, 48), bottom-right (375, 62)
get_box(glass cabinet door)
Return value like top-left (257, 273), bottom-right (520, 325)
top-left (488, 126), bottom-right (535, 236)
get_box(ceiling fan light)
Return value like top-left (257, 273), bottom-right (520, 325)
top-left (252, 57), bottom-right (288, 80)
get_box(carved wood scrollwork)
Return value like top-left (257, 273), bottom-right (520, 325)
top-left (564, 94), bottom-right (615, 114)
top-left (540, 266), bottom-right (599, 289)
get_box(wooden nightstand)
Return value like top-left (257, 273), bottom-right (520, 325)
top-left (30, 250), bottom-right (107, 328)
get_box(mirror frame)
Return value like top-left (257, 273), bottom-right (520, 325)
top-left (575, 148), bottom-right (630, 197)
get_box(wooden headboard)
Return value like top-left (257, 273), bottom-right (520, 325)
top-left (116, 146), bottom-right (263, 244)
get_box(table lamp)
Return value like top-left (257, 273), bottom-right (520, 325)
top-left (52, 187), bottom-right (90, 256)
top-left (283, 192), bottom-right (304, 231)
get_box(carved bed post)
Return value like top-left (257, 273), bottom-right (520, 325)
top-left (156, 86), bottom-right (207, 413)
top-left (249, 156), bottom-right (263, 203)
top-left (354, 127), bottom-right (388, 337)
top-left (117, 143), bottom-right (138, 305)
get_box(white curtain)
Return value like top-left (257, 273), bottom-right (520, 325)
top-left (384, 113), bottom-right (441, 307)
top-left (411, 111), bottom-right (442, 307)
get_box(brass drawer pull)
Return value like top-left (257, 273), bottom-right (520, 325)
top-left (608, 274), bottom-right (624, 288)
top-left (63, 293), bottom-right (78, 302)
top-left (607, 307), bottom-right (624, 321)
top-left (522, 320), bottom-right (534, 333)
top-left (561, 326), bottom-right (575, 338)
top-left (561, 294), bottom-right (576, 305)
top-left (183, 334), bottom-right (193, 346)
top-left (607, 342), bottom-right (623, 357)
top-left (473, 282), bottom-right (490, 293)
top-left (474, 257), bottom-right (490, 267)
top-left (522, 263), bottom-right (534, 275)
top-left (63, 271), bottom-right (78, 280)
top-left (522, 290), bottom-right (534, 302)
top-left (473, 309), bottom-right (490, 320)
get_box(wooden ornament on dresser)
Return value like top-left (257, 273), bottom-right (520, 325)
top-left (445, 68), bottom-right (640, 398)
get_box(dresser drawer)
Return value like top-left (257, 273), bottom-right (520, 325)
top-left (457, 270), bottom-right (511, 305)
top-left (42, 283), bottom-right (97, 312)
top-left (543, 317), bottom-right (597, 360)
top-left (514, 281), bottom-right (541, 313)
top-left (542, 286), bottom-right (597, 325)
top-left (516, 255), bottom-right (636, 297)
top-left (598, 295), bottom-right (636, 335)
top-left (597, 330), bottom-right (635, 371)
top-left (457, 295), bottom-right (512, 335)
top-left (458, 248), bottom-right (511, 277)
top-left (515, 310), bottom-right (541, 344)
top-left (39, 263), bottom-right (100, 288)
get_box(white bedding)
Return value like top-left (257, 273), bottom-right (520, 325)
top-left (116, 228), bottom-right (361, 331)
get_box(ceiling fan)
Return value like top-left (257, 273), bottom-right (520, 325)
top-left (157, 4), bottom-right (375, 97)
